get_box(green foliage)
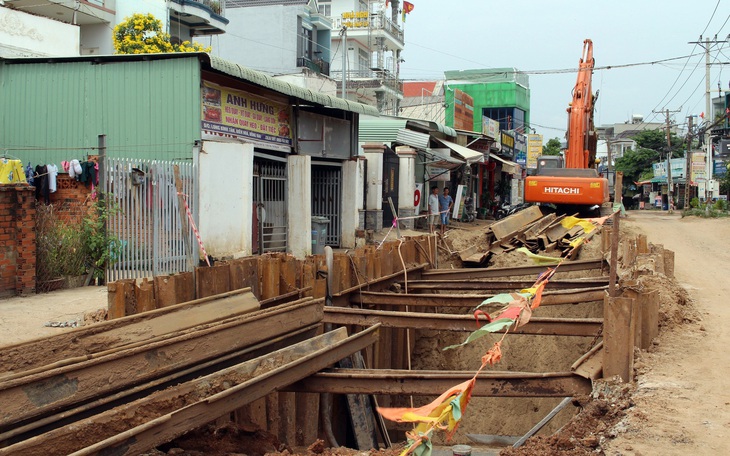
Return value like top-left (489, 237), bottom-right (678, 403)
top-left (682, 207), bottom-right (729, 218)
top-left (36, 207), bottom-right (86, 287)
top-left (81, 196), bottom-right (124, 280)
top-left (113, 13), bottom-right (211, 54)
top-left (614, 147), bottom-right (660, 184)
top-left (690, 197), bottom-right (700, 208)
top-left (632, 129), bottom-right (684, 158)
top-left (542, 137), bottom-right (562, 156)
top-left (713, 199), bottom-right (728, 211)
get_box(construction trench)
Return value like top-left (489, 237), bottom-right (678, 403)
top-left (0, 209), bottom-right (681, 456)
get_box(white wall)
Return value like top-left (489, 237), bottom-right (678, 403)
top-left (275, 73), bottom-right (338, 97)
top-left (80, 23), bottom-right (113, 55)
top-left (341, 160), bottom-right (360, 248)
top-left (287, 155), bottom-right (312, 258)
top-left (198, 140), bottom-right (254, 258)
top-left (214, 6), bottom-right (297, 74)
top-left (116, 0), bottom-right (168, 28)
top-left (0, 8), bottom-right (80, 57)
top-left (364, 149), bottom-right (383, 210)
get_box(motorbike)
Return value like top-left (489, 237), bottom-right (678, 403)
top-left (496, 202), bottom-right (532, 220)
top-left (460, 197), bottom-right (477, 223)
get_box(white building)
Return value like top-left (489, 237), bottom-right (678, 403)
top-left (1, 0), bottom-right (227, 57)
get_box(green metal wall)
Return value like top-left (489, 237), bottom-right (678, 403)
top-left (445, 82), bottom-right (531, 132)
top-left (0, 58), bottom-right (201, 166)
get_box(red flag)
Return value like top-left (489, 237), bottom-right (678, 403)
top-left (403, 1), bottom-right (414, 13)
top-left (385, 0), bottom-right (389, 6)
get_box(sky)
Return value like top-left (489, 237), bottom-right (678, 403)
top-left (397, 0), bottom-right (730, 140)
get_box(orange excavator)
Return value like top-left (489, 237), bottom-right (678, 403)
top-left (524, 39), bottom-right (609, 210)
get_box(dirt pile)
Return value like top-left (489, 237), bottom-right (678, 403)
top-left (501, 379), bottom-right (634, 456)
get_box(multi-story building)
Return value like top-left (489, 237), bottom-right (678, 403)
top-left (213, 0), bottom-right (336, 95)
top-left (0, 0), bottom-right (227, 57)
top-left (324, 0), bottom-right (404, 114)
top-left (596, 115), bottom-right (669, 165)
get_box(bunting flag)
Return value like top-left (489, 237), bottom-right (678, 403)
top-left (402, 1), bottom-right (414, 22)
top-left (385, 0), bottom-right (390, 7)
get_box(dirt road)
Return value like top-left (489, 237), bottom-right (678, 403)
top-left (605, 210), bottom-right (730, 455)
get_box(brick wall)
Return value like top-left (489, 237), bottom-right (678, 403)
top-left (0, 184), bottom-right (37, 297)
top-left (50, 174), bottom-right (94, 224)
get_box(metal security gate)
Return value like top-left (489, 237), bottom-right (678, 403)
top-left (382, 148), bottom-right (399, 228)
top-left (312, 164), bottom-right (341, 246)
top-left (253, 159), bottom-right (287, 253)
top-left (104, 158), bottom-right (198, 281)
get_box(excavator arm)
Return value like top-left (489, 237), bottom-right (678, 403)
top-left (524, 39), bottom-right (608, 207)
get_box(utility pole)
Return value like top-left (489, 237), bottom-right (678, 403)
top-left (685, 115), bottom-right (693, 209)
top-left (340, 26), bottom-right (347, 100)
top-left (688, 35), bottom-right (729, 202)
top-left (653, 108), bottom-right (680, 212)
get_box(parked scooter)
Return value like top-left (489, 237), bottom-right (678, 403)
top-left (496, 202), bottom-right (533, 220)
top-left (460, 197), bottom-right (477, 223)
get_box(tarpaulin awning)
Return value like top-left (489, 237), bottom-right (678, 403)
top-left (432, 137), bottom-right (485, 164)
top-left (422, 148), bottom-right (464, 170)
top-left (488, 153), bottom-right (521, 174)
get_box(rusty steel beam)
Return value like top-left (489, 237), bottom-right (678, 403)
top-left (0, 299), bottom-right (324, 431)
top-left (403, 278), bottom-right (609, 291)
top-left (285, 369), bottom-right (591, 398)
top-left (34, 326), bottom-right (380, 456)
top-left (350, 287), bottom-right (607, 308)
top-left (324, 307), bottom-right (602, 336)
top-left (421, 258), bottom-right (606, 280)
top-left (333, 264), bottom-right (428, 297)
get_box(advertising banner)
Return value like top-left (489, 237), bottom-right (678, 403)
top-left (691, 152), bottom-right (706, 183)
top-left (515, 133), bottom-right (527, 166)
top-left (652, 158), bottom-right (686, 179)
top-left (481, 116), bottom-right (499, 139)
top-left (527, 134), bottom-right (543, 169)
top-left (201, 81), bottom-right (292, 152)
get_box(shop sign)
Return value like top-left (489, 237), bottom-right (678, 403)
top-left (515, 151), bottom-right (527, 166)
top-left (527, 134), bottom-right (542, 169)
top-left (481, 116), bottom-right (499, 139)
top-left (201, 81), bottom-right (292, 152)
top-left (500, 131), bottom-right (515, 158)
top-left (691, 152), bottom-right (706, 183)
top-left (425, 165), bottom-right (450, 182)
top-left (714, 160), bottom-right (728, 177)
top-left (341, 11), bottom-right (370, 28)
top-left (652, 158), bottom-right (686, 179)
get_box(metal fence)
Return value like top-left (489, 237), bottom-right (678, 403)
top-left (312, 165), bottom-right (342, 246)
top-left (104, 158), bottom-right (198, 281)
top-left (253, 159), bottom-right (288, 253)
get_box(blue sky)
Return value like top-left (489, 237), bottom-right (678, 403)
top-left (398, 0), bottom-right (730, 140)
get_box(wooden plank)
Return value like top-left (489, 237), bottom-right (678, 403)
top-left (636, 234), bottom-right (649, 254)
top-left (490, 205), bottom-right (544, 240)
top-left (663, 249), bottom-right (675, 278)
top-left (280, 257), bottom-right (299, 294)
top-left (153, 275), bottom-right (177, 308)
top-left (266, 393), bottom-right (280, 439)
top-left (107, 282), bottom-right (124, 320)
top-left (603, 294), bottom-right (635, 382)
top-left (136, 278), bottom-right (156, 313)
top-left (295, 392), bottom-right (320, 446)
top-left (174, 272), bottom-right (196, 304)
top-left (260, 256), bottom-right (281, 300)
top-left (229, 258), bottom-right (259, 298)
top-left (640, 290), bottom-right (659, 349)
top-left (120, 279), bottom-right (136, 317)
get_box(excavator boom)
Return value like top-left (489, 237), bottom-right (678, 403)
top-left (524, 39), bottom-right (608, 207)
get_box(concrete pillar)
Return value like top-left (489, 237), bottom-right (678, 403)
top-left (198, 141), bottom-right (253, 258)
top-left (287, 155), bottom-right (312, 259)
top-left (362, 143), bottom-right (384, 232)
top-left (396, 146), bottom-right (417, 229)
top-left (341, 158), bottom-right (361, 248)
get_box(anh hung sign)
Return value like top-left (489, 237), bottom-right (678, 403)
top-left (341, 11), bottom-right (370, 28)
top-left (201, 81), bottom-right (292, 152)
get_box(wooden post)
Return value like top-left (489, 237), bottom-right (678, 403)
top-left (136, 278), bottom-right (156, 313)
top-left (260, 256), bottom-right (281, 300)
top-left (603, 293), bottom-right (635, 382)
top-left (663, 249), bottom-right (675, 278)
top-left (107, 282), bottom-right (125, 319)
top-left (608, 212), bottom-right (620, 297)
top-left (639, 290), bottom-right (660, 349)
top-left (636, 234), bottom-right (649, 254)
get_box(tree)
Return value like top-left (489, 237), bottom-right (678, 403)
top-left (542, 137), bottom-right (562, 156)
top-left (614, 146), bottom-right (659, 184)
top-left (113, 13), bottom-right (211, 54)
top-left (632, 129), bottom-right (684, 158)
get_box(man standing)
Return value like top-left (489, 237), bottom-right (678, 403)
top-left (428, 186), bottom-right (440, 233)
top-left (439, 187), bottom-right (453, 235)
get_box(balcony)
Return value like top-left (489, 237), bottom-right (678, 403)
top-left (333, 12), bottom-right (404, 50)
top-left (4, 0), bottom-right (116, 25)
top-left (331, 69), bottom-right (403, 95)
top-left (168, 0), bottom-right (229, 35)
top-left (297, 56), bottom-right (330, 76)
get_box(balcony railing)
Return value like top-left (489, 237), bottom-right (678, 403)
top-left (178, 0), bottom-right (225, 16)
top-left (297, 57), bottom-right (330, 76)
top-left (370, 12), bottom-right (404, 44)
top-left (330, 70), bottom-right (403, 94)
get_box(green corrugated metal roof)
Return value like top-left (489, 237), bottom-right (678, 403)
top-left (358, 115), bottom-right (456, 143)
top-left (359, 115), bottom-right (407, 142)
top-left (205, 55), bottom-right (379, 115)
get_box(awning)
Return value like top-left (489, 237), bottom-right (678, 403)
top-left (432, 137), bottom-right (484, 164)
top-left (488, 153), bottom-right (521, 175)
top-left (421, 147), bottom-right (464, 169)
